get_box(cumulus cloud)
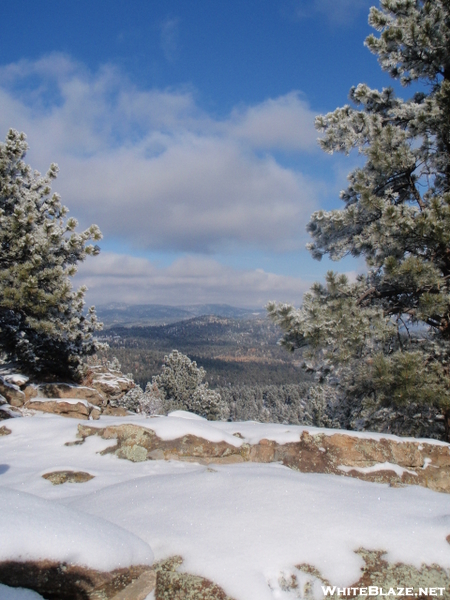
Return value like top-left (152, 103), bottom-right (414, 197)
top-left (75, 252), bottom-right (309, 307)
top-left (0, 54), bottom-right (319, 254)
top-left (229, 92), bottom-right (317, 151)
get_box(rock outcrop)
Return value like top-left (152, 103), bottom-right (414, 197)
top-left (290, 549), bottom-right (450, 600)
top-left (42, 470), bottom-right (95, 485)
top-left (75, 423), bottom-right (450, 494)
top-left (0, 561), bottom-right (156, 600)
top-left (26, 398), bottom-right (101, 420)
top-left (0, 366), bottom-right (135, 420)
top-left (0, 556), bottom-right (233, 600)
top-left (0, 378), bottom-right (26, 407)
top-left (153, 556), bottom-right (234, 600)
top-left (81, 365), bottom-right (135, 404)
top-left (36, 382), bottom-right (105, 406)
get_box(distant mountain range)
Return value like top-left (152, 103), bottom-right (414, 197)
top-left (95, 303), bottom-right (266, 328)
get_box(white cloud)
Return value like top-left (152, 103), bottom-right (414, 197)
top-left (160, 17), bottom-right (180, 62)
top-left (75, 252), bottom-right (309, 307)
top-left (229, 92), bottom-right (317, 151)
top-left (293, 0), bottom-right (373, 25)
top-left (0, 54), bottom-right (319, 254)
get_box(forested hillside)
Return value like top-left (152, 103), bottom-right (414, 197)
top-left (94, 312), bottom-right (314, 424)
top-left (99, 314), bottom-right (310, 389)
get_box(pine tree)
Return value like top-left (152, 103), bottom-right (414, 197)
top-left (115, 382), bottom-right (164, 416)
top-left (152, 350), bottom-right (228, 420)
top-left (268, 1), bottom-right (450, 438)
top-left (0, 129), bottom-right (103, 380)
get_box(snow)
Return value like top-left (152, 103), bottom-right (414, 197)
top-left (84, 412), bottom-right (450, 447)
top-left (337, 462), bottom-right (418, 477)
top-left (0, 486), bottom-right (153, 570)
top-left (27, 397), bottom-right (94, 408)
top-left (167, 409), bottom-right (207, 420)
top-left (92, 375), bottom-right (131, 389)
top-left (0, 405), bottom-right (21, 417)
top-left (69, 464), bottom-right (450, 598)
top-left (3, 374), bottom-right (29, 387)
top-left (0, 413), bottom-right (449, 600)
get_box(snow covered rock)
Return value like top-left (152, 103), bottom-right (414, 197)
top-left (76, 420), bottom-right (450, 493)
top-left (2, 415), bottom-right (450, 599)
top-left (0, 365), bottom-right (134, 420)
top-left (0, 487), bottom-right (154, 599)
top-left (3, 374), bottom-right (29, 387)
top-left (0, 487), bottom-right (154, 569)
top-left (82, 366), bottom-right (135, 403)
top-left (0, 377), bottom-right (25, 407)
top-left (25, 398), bottom-right (101, 420)
top-left (34, 383), bottom-right (105, 406)
top-left (0, 562), bottom-right (156, 600)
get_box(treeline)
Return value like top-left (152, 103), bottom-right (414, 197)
top-left (101, 345), bottom-right (310, 390)
top-left (217, 383), bottom-right (445, 437)
top-left (216, 383), bottom-right (312, 424)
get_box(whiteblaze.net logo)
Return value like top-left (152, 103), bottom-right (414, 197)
top-left (321, 586), bottom-right (447, 597)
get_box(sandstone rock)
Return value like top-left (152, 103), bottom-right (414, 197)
top-left (36, 383), bottom-right (105, 406)
top-left (77, 424), bottom-right (246, 464)
top-left (75, 424), bottom-right (450, 493)
top-left (110, 570), bottom-right (156, 600)
top-left (0, 406), bottom-right (12, 421)
top-left (0, 405), bottom-right (22, 420)
top-left (0, 366), bottom-right (134, 418)
top-left (42, 470), bottom-right (94, 485)
top-left (23, 384), bottom-right (39, 402)
top-left (3, 374), bottom-right (29, 387)
top-left (0, 560), bottom-right (155, 600)
top-left (295, 549), bottom-right (450, 600)
top-left (153, 556), bottom-right (234, 600)
top-left (0, 557), bottom-right (233, 600)
top-left (102, 406), bottom-right (130, 417)
top-left (0, 377), bottom-right (25, 407)
top-left (82, 366), bottom-right (134, 403)
top-left (155, 571), bottom-right (233, 600)
top-left (26, 399), bottom-right (100, 420)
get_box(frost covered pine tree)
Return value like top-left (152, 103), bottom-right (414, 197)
top-left (268, 0), bottom-right (450, 438)
top-left (0, 129), bottom-right (103, 380)
top-left (152, 350), bottom-right (228, 420)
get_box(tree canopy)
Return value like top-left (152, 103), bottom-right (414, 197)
top-left (0, 129), bottom-right (102, 380)
top-left (152, 350), bottom-right (228, 420)
top-left (268, 0), bottom-right (450, 437)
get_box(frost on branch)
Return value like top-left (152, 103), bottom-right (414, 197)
top-left (268, 1), bottom-right (450, 438)
top-left (0, 129), bottom-right (103, 381)
top-left (152, 350), bottom-right (229, 420)
top-left (113, 350), bottom-right (229, 420)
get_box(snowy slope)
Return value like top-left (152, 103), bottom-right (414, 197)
top-left (1, 413), bottom-right (450, 599)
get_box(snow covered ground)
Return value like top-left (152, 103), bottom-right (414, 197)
top-left (1, 412), bottom-right (450, 599)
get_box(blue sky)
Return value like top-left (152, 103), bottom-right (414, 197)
top-left (0, 0), bottom-right (399, 307)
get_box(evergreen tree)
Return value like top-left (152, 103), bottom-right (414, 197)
top-left (268, 0), bottom-right (450, 437)
top-left (0, 129), bottom-right (103, 380)
top-left (152, 350), bottom-right (228, 420)
top-left (115, 382), bottom-right (164, 416)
